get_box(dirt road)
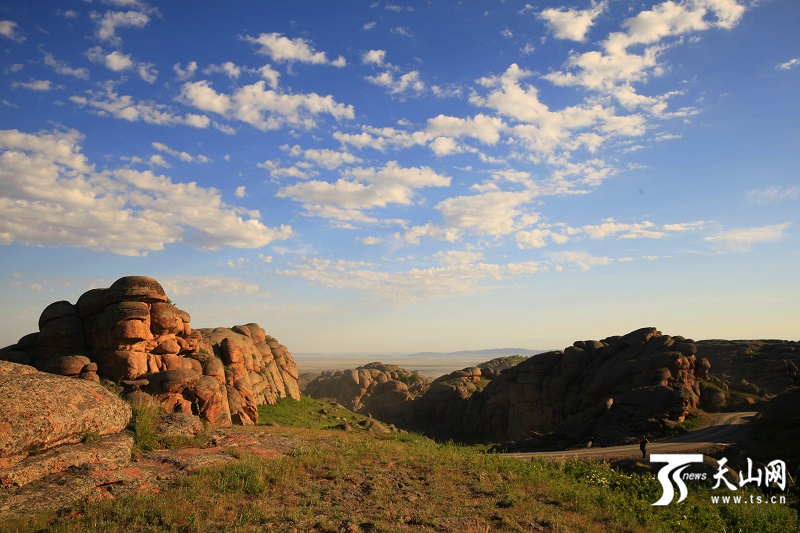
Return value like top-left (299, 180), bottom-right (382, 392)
top-left (503, 411), bottom-right (756, 461)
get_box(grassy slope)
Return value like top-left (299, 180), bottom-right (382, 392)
top-left (3, 396), bottom-right (798, 533)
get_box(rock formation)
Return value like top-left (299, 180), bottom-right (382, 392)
top-left (303, 362), bottom-right (429, 426)
top-left (695, 340), bottom-right (799, 405)
top-left (453, 327), bottom-right (704, 443)
top-left (0, 361), bottom-right (132, 486)
top-left (0, 276), bottom-right (300, 426)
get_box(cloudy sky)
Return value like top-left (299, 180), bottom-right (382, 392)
top-left (1, 0), bottom-right (798, 354)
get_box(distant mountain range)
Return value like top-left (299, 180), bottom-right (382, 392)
top-left (402, 348), bottom-right (551, 359)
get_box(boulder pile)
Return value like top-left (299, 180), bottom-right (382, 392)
top-left (456, 327), bottom-right (706, 442)
top-left (0, 276), bottom-right (300, 426)
top-left (303, 362), bottom-right (429, 426)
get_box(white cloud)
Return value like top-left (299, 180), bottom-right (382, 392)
top-left (277, 161), bottom-right (450, 225)
top-left (204, 61), bottom-right (242, 79)
top-left (500, 28), bottom-right (513, 38)
top-left (437, 190), bottom-right (538, 236)
top-left (363, 21), bottom-right (377, 30)
top-left (777, 58), bottom-right (800, 71)
top-left (148, 154), bottom-right (170, 168)
top-left (159, 275), bottom-right (265, 297)
top-left (366, 70), bottom-right (426, 96)
top-left (258, 64), bottom-right (280, 89)
top-left (539, 1), bottom-right (607, 42)
top-left (362, 49), bottom-right (387, 66)
top-left (0, 128), bottom-right (293, 255)
top-left (70, 84), bottom-right (211, 129)
top-left (0, 20), bottom-right (25, 43)
top-left (151, 141), bottom-right (210, 164)
top-left (180, 80), bottom-right (354, 131)
top-left (705, 223), bottom-right (790, 252)
top-left (11, 80), bottom-right (56, 92)
top-left (86, 46), bottom-right (134, 71)
top-left (258, 160), bottom-right (318, 180)
top-left (546, 250), bottom-right (614, 271)
top-left (544, 0), bottom-right (747, 99)
top-left (235, 186), bottom-right (246, 198)
top-left (391, 26), bottom-right (413, 38)
top-left (137, 63), bottom-right (158, 83)
top-left (393, 223), bottom-right (460, 244)
top-left (44, 53), bottom-right (90, 80)
top-left (359, 236), bottom-right (383, 245)
top-left (284, 144), bottom-right (362, 169)
top-left (746, 186), bottom-right (800, 205)
top-left (246, 33), bottom-right (345, 67)
top-left (91, 10), bottom-right (150, 46)
top-left (277, 255), bottom-right (546, 304)
top-left (173, 61), bottom-right (198, 80)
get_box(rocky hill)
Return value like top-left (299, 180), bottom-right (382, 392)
top-left (305, 327), bottom-right (713, 445)
top-left (302, 362), bottom-right (430, 426)
top-left (694, 339), bottom-right (799, 409)
top-left (0, 276), bottom-right (300, 426)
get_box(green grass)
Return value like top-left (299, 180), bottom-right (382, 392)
top-left (128, 401), bottom-right (210, 454)
top-left (257, 394), bottom-right (375, 430)
top-left (3, 395), bottom-right (797, 532)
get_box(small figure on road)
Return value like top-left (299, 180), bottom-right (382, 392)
top-left (639, 435), bottom-right (649, 458)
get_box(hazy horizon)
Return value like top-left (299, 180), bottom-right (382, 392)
top-left (0, 1), bottom-right (797, 353)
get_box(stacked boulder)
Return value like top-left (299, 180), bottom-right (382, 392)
top-left (0, 276), bottom-right (300, 426)
top-left (457, 327), bottom-right (705, 443)
top-left (304, 362), bottom-right (429, 426)
top-left (412, 366), bottom-right (486, 435)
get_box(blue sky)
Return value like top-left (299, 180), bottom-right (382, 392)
top-left (1, 0), bottom-right (798, 353)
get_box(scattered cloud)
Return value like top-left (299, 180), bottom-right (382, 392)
top-left (363, 21), bottom-right (377, 30)
top-left (71, 84), bottom-right (211, 128)
top-left (91, 10), bottom-right (150, 46)
top-left (277, 161), bottom-right (450, 227)
top-left (11, 79), bottom-right (57, 92)
top-left (180, 80), bottom-right (354, 131)
top-left (173, 61), bottom-right (198, 80)
top-left (44, 53), bottom-right (90, 80)
top-left (151, 141), bottom-right (210, 163)
top-left (235, 186), bottom-right (246, 198)
top-left (246, 33), bottom-right (346, 67)
top-left (391, 26), bottom-right (413, 38)
top-left (0, 128), bottom-right (293, 255)
top-left (86, 46), bottom-right (134, 72)
top-left (0, 20), bottom-right (26, 43)
top-left (283, 144), bottom-right (362, 169)
top-left (777, 58), bottom-right (800, 71)
top-left (539, 1), bottom-right (607, 42)
top-left (705, 223), bottom-right (791, 253)
top-left (746, 185), bottom-right (800, 205)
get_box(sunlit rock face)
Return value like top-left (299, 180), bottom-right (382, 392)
top-left (0, 276), bottom-right (300, 426)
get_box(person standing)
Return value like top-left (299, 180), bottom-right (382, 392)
top-left (640, 435), bottom-right (649, 458)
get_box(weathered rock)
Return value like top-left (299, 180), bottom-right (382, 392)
top-left (0, 276), bottom-right (301, 427)
top-left (0, 433), bottom-right (133, 487)
top-left (412, 327), bottom-right (707, 444)
top-left (155, 412), bottom-right (205, 439)
top-left (0, 371), bottom-right (131, 459)
top-left (0, 361), bottom-right (37, 376)
top-left (304, 362), bottom-right (430, 417)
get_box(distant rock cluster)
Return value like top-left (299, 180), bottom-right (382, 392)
top-left (459, 327), bottom-right (707, 443)
top-left (303, 362), bottom-right (429, 426)
top-left (0, 276), bottom-right (300, 426)
top-left (695, 339), bottom-right (799, 407)
top-left (304, 328), bottom-right (712, 444)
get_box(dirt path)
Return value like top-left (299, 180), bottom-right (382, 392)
top-left (502, 411), bottom-right (757, 462)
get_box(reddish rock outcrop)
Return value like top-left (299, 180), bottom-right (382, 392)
top-left (0, 364), bottom-right (131, 470)
top-left (0, 276), bottom-right (301, 426)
